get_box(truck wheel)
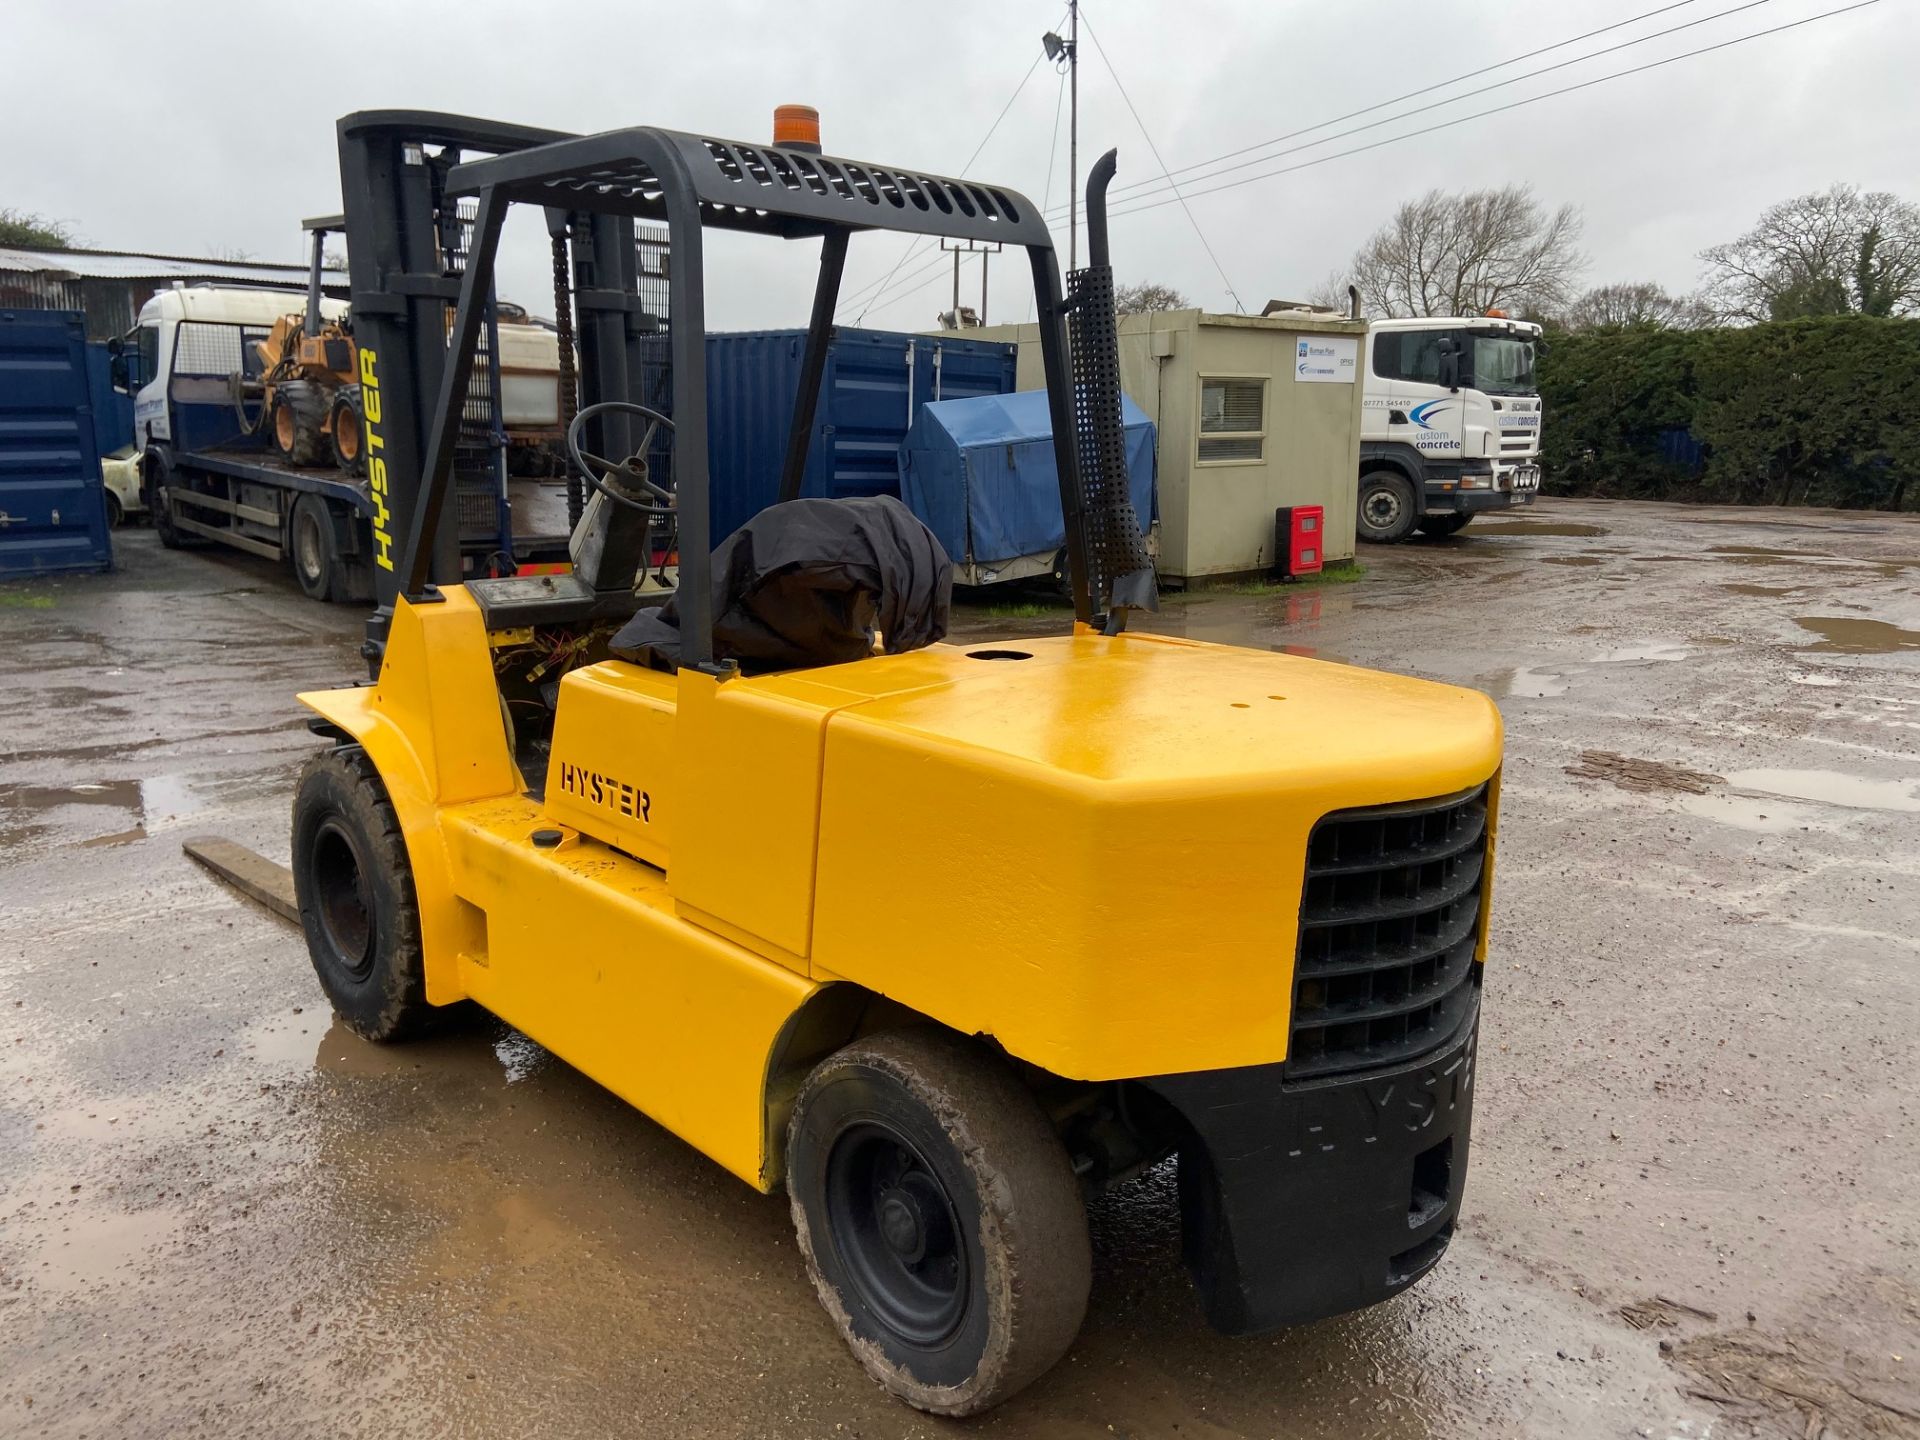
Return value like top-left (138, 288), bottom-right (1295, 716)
top-left (289, 493), bottom-right (345, 602)
top-left (787, 1029), bottom-right (1091, 1417)
top-left (329, 389), bottom-right (366, 476)
top-left (272, 381), bottom-right (327, 466)
top-left (288, 493), bottom-right (343, 601)
top-left (291, 747), bottom-right (434, 1043)
top-left (147, 455), bottom-right (192, 549)
top-left (105, 492), bottom-right (123, 529)
top-left (1417, 512), bottom-right (1473, 538)
top-left (1357, 469), bottom-right (1417, 544)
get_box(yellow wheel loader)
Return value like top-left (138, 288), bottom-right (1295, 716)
top-left (292, 111), bottom-right (1501, 1416)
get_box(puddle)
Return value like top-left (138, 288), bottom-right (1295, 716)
top-left (18, 1192), bottom-right (184, 1294)
top-left (1710, 545), bottom-right (1825, 559)
top-left (1676, 791), bottom-right (1832, 835)
top-left (1541, 555), bottom-right (1604, 567)
top-left (1723, 767), bottom-right (1920, 813)
top-left (1793, 616), bottom-right (1920, 654)
top-left (1629, 555), bottom-right (1696, 564)
top-left (1486, 665), bottom-right (1570, 698)
top-left (1472, 521), bottom-right (1609, 537)
top-left (1592, 642), bottom-right (1690, 663)
top-left (1722, 582), bottom-right (1797, 597)
top-left (0, 774), bottom-right (207, 851)
top-left (494, 1031), bottom-right (552, 1084)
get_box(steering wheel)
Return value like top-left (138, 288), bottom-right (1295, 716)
top-left (567, 400), bottom-right (676, 515)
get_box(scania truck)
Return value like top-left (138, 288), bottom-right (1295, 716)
top-left (1356, 315), bottom-right (1543, 542)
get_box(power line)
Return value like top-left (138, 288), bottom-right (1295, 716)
top-left (841, 10), bottom-right (1065, 322)
top-left (1050, 0), bottom-right (1778, 221)
top-left (846, 0), bottom-right (1872, 324)
top-left (1104, 0), bottom-right (1881, 222)
top-left (1072, 0), bottom-right (1714, 211)
top-left (1027, 68), bottom-right (1070, 322)
top-left (1077, 4), bottom-right (1246, 312)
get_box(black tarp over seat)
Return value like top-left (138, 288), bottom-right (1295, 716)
top-left (610, 496), bottom-right (952, 674)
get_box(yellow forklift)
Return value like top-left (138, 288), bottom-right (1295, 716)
top-left (293, 110), bottom-right (1502, 1415)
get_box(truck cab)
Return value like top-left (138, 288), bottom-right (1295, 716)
top-left (124, 285), bottom-right (348, 453)
top-left (1356, 315), bottom-right (1542, 542)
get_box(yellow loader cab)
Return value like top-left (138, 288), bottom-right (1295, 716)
top-left (293, 111), bottom-right (1502, 1416)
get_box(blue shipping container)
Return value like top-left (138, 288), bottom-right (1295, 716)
top-left (0, 309), bottom-right (112, 579)
top-left (705, 328), bottom-right (1017, 541)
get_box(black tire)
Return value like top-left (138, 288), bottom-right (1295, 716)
top-left (104, 491), bottom-right (123, 529)
top-left (1357, 468), bottom-right (1418, 544)
top-left (329, 388), bottom-right (366, 476)
top-left (147, 454), bottom-right (191, 550)
top-left (787, 1029), bottom-right (1091, 1417)
top-left (272, 381), bottom-right (327, 466)
top-left (1417, 512), bottom-right (1473, 538)
top-left (291, 747), bottom-right (434, 1042)
top-left (288, 492), bottom-right (343, 602)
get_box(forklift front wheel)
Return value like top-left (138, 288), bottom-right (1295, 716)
top-left (786, 1030), bottom-right (1091, 1417)
top-left (291, 748), bottom-right (434, 1042)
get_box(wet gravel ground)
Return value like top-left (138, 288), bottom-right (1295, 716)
top-left (2, 498), bottom-right (1916, 1439)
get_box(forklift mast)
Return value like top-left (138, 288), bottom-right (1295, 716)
top-left (334, 110), bottom-right (1154, 674)
top-left (334, 113), bottom-right (610, 653)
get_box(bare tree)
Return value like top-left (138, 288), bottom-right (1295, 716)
top-left (1333, 185), bottom-right (1584, 318)
top-left (1113, 280), bottom-right (1189, 315)
top-left (1698, 184), bottom-right (1920, 322)
top-left (1561, 281), bottom-right (1710, 331)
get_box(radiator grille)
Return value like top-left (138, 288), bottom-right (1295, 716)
top-left (1288, 785), bottom-right (1488, 1078)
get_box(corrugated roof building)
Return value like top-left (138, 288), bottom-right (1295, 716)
top-left (0, 246), bottom-right (350, 340)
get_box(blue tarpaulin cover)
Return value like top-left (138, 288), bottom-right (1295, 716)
top-left (898, 389), bottom-right (1156, 567)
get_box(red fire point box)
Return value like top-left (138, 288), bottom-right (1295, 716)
top-left (1273, 504), bottom-right (1324, 579)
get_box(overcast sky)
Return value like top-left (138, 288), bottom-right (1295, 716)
top-left (5, 0), bottom-right (1910, 330)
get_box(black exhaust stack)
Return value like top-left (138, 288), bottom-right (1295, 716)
top-left (1065, 148), bottom-right (1156, 628)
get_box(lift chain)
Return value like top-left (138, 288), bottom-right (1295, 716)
top-left (552, 228), bottom-right (584, 528)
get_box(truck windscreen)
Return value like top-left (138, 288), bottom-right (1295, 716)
top-left (1472, 336), bottom-right (1536, 395)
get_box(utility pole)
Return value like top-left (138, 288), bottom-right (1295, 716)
top-left (1043, 4), bottom-right (1080, 271)
top-left (940, 239), bottom-right (1001, 327)
top-left (1068, 0), bottom-right (1078, 272)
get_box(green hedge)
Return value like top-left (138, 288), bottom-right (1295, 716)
top-left (1538, 316), bottom-right (1920, 510)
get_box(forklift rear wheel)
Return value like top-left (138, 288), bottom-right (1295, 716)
top-left (787, 1029), bottom-right (1091, 1416)
top-left (289, 493), bottom-right (343, 602)
top-left (291, 748), bottom-right (435, 1042)
top-left (105, 492), bottom-right (123, 529)
top-left (1357, 469), bottom-right (1417, 544)
top-left (1417, 512), bottom-right (1473, 538)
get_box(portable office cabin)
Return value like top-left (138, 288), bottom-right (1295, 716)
top-left (963, 309), bottom-right (1366, 579)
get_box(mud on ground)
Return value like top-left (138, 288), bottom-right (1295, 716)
top-left (2, 498), bottom-right (1916, 1438)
